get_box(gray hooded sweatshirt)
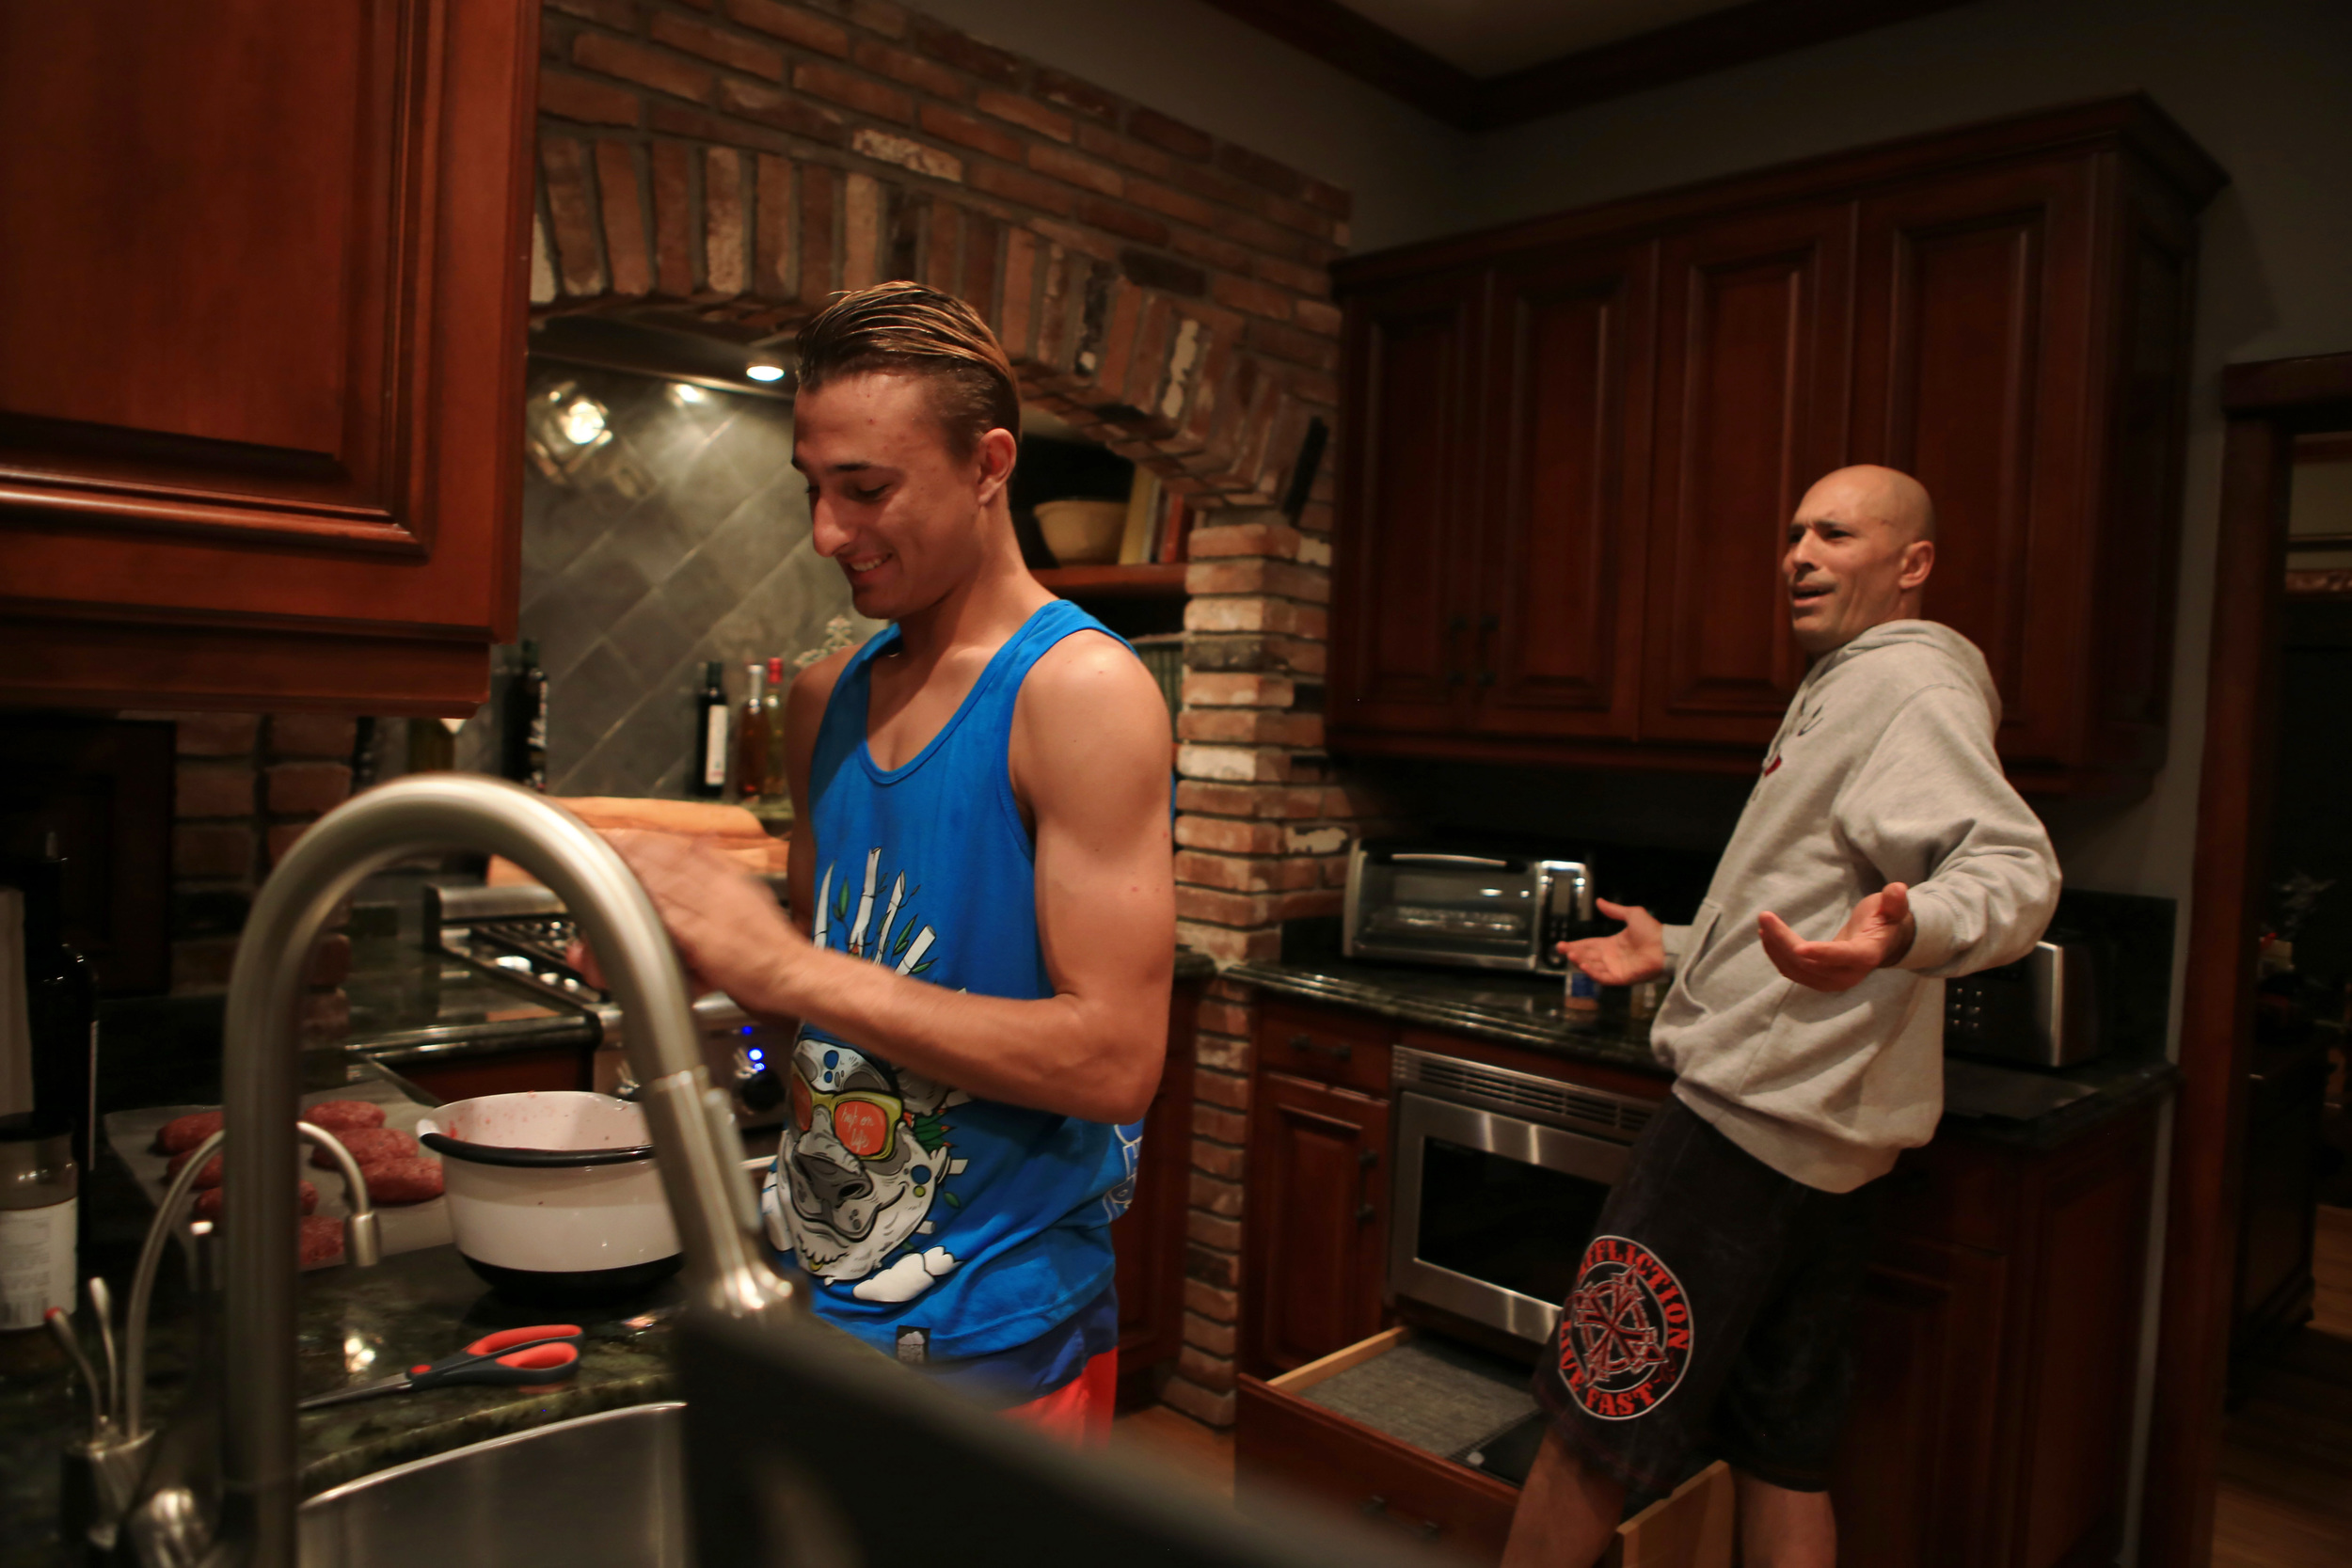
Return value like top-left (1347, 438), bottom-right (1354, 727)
top-left (1655, 620), bottom-right (2059, 1193)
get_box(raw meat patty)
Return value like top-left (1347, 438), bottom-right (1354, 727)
top-left (167, 1147), bottom-right (225, 1188)
top-left (299, 1214), bottom-right (346, 1268)
top-left (362, 1156), bottom-right (443, 1206)
top-left (193, 1180), bottom-right (319, 1223)
top-left (155, 1110), bottom-right (224, 1155)
top-left (310, 1127), bottom-right (416, 1169)
top-left (299, 1101), bottom-right (385, 1134)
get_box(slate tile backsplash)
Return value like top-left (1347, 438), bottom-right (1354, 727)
top-left (514, 360), bottom-right (880, 800)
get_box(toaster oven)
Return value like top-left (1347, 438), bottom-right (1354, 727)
top-left (1942, 940), bottom-right (2100, 1069)
top-left (1343, 842), bottom-right (1595, 974)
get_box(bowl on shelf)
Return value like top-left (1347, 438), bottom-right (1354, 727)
top-left (1033, 498), bottom-right (1127, 565)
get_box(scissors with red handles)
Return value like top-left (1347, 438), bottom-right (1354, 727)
top-left (298, 1324), bottom-right (583, 1410)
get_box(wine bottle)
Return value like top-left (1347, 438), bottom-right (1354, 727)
top-left (691, 661), bottom-right (729, 799)
top-left (504, 640), bottom-right (548, 790)
top-left (763, 657), bottom-right (787, 800)
top-left (1, 849), bottom-right (96, 1177)
top-left (734, 661), bottom-right (768, 800)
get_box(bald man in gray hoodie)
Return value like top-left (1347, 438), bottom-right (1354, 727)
top-left (1502, 467), bottom-right (2058, 1568)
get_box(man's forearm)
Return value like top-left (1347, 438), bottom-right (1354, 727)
top-left (749, 943), bottom-right (1170, 1124)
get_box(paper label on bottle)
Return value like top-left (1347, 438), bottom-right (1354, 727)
top-left (0, 1198), bottom-right (75, 1331)
top-left (703, 707), bottom-right (729, 788)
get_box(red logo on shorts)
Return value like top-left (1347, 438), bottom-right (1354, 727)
top-left (1558, 1235), bottom-right (1694, 1421)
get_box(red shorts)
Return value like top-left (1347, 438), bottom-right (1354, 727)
top-left (1000, 1347), bottom-right (1118, 1448)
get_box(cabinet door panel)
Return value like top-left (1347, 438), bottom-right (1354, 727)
top-left (1643, 206), bottom-right (1852, 745)
top-left (1240, 1072), bottom-right (1391, 1376)
top-left (1833, 1237), bottom-right (2010, 1567)
top-left (0, 0), bottom-right (538, 709)
top-left (1475, 245), bottom-right (1655, 738)
top-left (1328, 274), bottom-right (1481, 737)
top-left (1851, 160), bottom-right (2097, 770)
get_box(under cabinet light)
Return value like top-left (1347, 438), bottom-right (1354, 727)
top-left (745, 362), bottom-right (785, 383)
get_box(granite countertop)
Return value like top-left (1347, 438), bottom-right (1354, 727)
top-left (0, 1101), bottom-right (853, 1568)
top-left (1228, 956), bottom-right (2178, 1148)
top-left (339, 926), bottom-right (1219, 1067)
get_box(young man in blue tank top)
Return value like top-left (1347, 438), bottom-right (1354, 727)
top-left (596, 283), bottom-right (1175, 1443)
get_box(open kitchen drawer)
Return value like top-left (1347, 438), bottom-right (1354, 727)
top-left (1235, 1327), bottom-right (1732, 1565)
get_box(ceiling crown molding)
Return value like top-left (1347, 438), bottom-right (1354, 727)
top-left (1200, 0), bottom-right (1974, 132)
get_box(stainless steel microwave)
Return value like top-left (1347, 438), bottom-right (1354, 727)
top-left (1343, 842), bottom-right (1595, 974)
top-left (1387, 1046), bottom-right (1653, 1348)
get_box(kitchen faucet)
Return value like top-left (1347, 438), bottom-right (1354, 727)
top-left (123, 774), bottom-right (803, 1568)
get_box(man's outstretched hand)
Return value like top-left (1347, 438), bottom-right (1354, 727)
top-left (1560, 899), bottom-right (1667, 986)
top-left (1758, 883), bottom-right (1917, 992)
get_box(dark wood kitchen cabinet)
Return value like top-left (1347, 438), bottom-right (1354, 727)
top-left (1241, 1071), bottom-right (1393, 1376)
top-left (1327, 96), bottom-right (2223, 793)
top-left (1233, 990), bottom-right (2163, 1567)
top-left (1328, 272), bottom-right (1486, 736)
top-left (1238, 998), bottom-right (1399, 1375)
top-left (1640, 203), bottom-right (1851, 746)
top-left (1111, 975), bottom-right (1201, 1404)
top-left (0, 0), bottom-right (542, 716)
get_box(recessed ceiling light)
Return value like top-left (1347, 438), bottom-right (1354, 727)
top-left (745, 362), bottom-right (785, 383)
top-left (671, 382), bottom-right (707, 404)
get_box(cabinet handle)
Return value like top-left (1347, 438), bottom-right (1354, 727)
top-left (1446, 613), bottom-right (1470, 687)
top-left (1360, 1496), bottom-right (1442, 1541)
top-left (1287, 1034), bottom-right (1352, 1062)
top-left (1357, 1202), bottom-right (1376, 1225)
top-left (1476, 669), bottom-right (1495, 687)
top-left (1359, 1148), bottom-right (1378, 1169)
top-left (1474, 611), bottom-right (1500, 689)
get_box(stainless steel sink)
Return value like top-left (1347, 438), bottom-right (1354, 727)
top-left (296, 1402), bottom-right (689, 1568)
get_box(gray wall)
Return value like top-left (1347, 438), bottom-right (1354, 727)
top-left (516, 361), bottom-right (881, 799)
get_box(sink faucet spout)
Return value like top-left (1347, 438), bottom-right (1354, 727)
top-left (205, 775), bottom-right (799, 1568)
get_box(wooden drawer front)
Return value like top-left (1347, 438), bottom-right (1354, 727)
top-left (1238, 1329), bottom-right (1734, 1566)
top-left (1238, 1369), bottom-right (1518, 1561)
top-left (1257, 998), bottom-right (1395, 1094)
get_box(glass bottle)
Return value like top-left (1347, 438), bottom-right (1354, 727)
top-left (691, 661), bottom-right (729, 800)
top-left (0, 1116), bottom-right (76, 1334)
top-left (734, 662), bottom-right (768, 801)
top-left (762, 657), bottom-right (787, 801)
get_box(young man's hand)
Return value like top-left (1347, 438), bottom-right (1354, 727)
top-left (567, 830), bottom-right (807, 1010)
top-left (1559, 899), bottom-right (1667, 985)
top-left (1758, 882), bottom-right (1917, 991)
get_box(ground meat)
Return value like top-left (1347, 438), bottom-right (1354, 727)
top-left (310, 1127), bottom-right (417, 1169)
top-left (193, 1180), bottom-right (319, 1222)
top-left (167, 1148), bottom-right (225, 1188)
top-left (361, 1157), bottom-right (443, 1206)
top-left (299, 1101), bottom-right (385, 1134)
top-left (154, 1110), bottom-right (224, 1155)
top-left (298, 1214), bottom-right (346, 1268)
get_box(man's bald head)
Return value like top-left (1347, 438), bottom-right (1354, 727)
top-left (1804, 464), bottom-right (1937, 544)
top-left (1782, 466), bottom-right (1938, 654)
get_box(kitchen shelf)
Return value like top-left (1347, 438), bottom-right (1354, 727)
top-left (1034, 563), bottom-right (1189, 598)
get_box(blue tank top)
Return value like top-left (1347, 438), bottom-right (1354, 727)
top-left (758, 599), bottom-right (1142, 1367)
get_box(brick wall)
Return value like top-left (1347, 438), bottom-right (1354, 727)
top-left (136, 713), bottom-right (356, 1025)
top-left (534, 0), bottom-right (1360, 1423)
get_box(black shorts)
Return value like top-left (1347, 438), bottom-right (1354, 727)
top-left (1531, 1094), bottom-right (1882, 1496)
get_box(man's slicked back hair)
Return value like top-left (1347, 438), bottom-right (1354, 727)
top-left (793, 282), bottom-right (1021, 459)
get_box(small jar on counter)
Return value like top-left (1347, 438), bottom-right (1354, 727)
top-left (0, 1114), bottom-right (77, 1333)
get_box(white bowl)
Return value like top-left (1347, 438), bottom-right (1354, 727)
top-left (418, 1091), bottom-right (682, 1302)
